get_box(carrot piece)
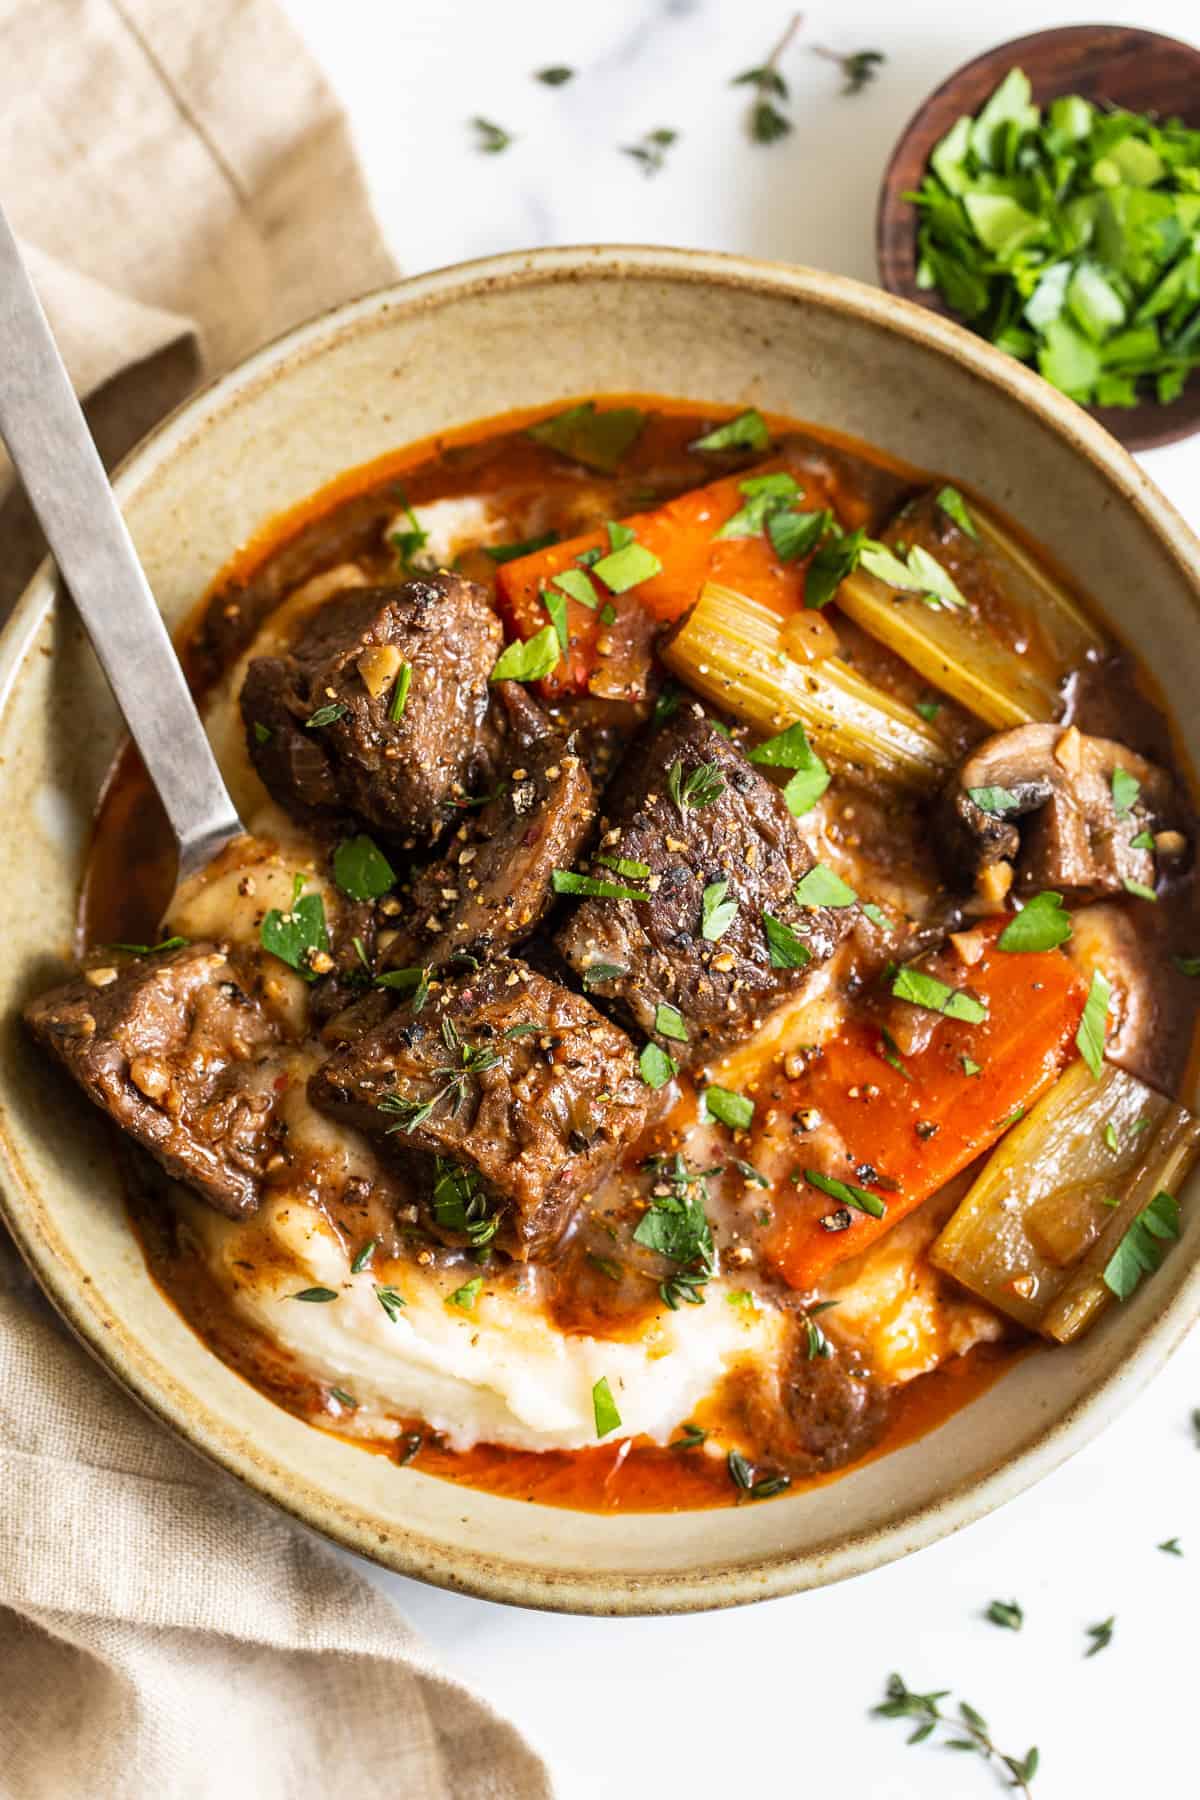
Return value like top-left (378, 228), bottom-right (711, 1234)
top-left (758, 935), bottom-right (1087, 1291)
top-left (493, 460), bottom-right (836, 697)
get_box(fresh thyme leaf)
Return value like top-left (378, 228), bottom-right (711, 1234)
top-left (667, 757), bottom-right (726, 815)
top-left (1084, 1616), bottom-right (1115, 1657)
top-left (671, 1422), bottom-right (707, 1450)
top-left (726, 1449), bottom-right (790, 1499)
top-left (377, 1033), bottom-right (502, 1135)
top-left (750, 99), bottom-right (791, 144)
top-left (260, 877), bottom-right (330, 981)
top-left (535, 65), bottom-right (574, 86)
top-left (638, 1042), bottom-right (678, 1089)
top-left (388, 486), bottom-right (429, 568)
top-left (1103, 1120), bottom-right (1120, 1153)
top-left (862, 902), bottom-right (893, 933)
top-left (878, 1028), bottom-right (913, 1082)
top-left (1174, 954), bottom-right (1200, 977)
top-left (447, 1277), bottom-right (483, 1312)
top-left (935, 485), bottom-right (979, 537)
top-left (252, 721), bottom-right (272, 745)
top-left (490, 625), bottom-right (560, 683)
top-left (690, 409), bottom-right (771, 453)
top-left (1076, 968), bottom-right (1111, 1078)
top-left (997, 890), bottom-right (1072, 953)
top-left (105, 936), bottom-right (190, 956)
top-left (986, 1599), bottom-right (1024, 1631)
top-left (305, 702), bottom-right (348, 729)
top-left (329, 1387), bottom-right (357, 1409)
top-left (701, 1084), bottom-right (755, 1131)
top-left (551, 869), bottom-right (649, 903)
top-left (592, 1375), bottom-right (622, 1436)
top-left (654, 1002), bottom-right (689, 1043)
top-left (485, 530), bottom-right (560, 564)
top-left (915, 698), bottom-right (942, 723)
top-left (622, 127), bottom-right (678, 177)
top-left (804, 1168), bottom-right (887, 1220)
top-left (376, 1285), bottom-right (407, 1323)
top-left (471, 116), bottom-right (512, 154)
top-left (333, 834), bottom-right (396, 902)
top-left (289, 1286), bottom-right (338, 1303)
top-left (729, 1157), bottom-right (769, 1188)
top-left (794, 863), bottom-right (857, 908)
top-left (762, 911), bottom-right (812, 969)
top-left (873, 1673), bottom-right (1038, 1797)
top-left (733, 12), bottom-right (802, 146)
top-left (892, 965), bottom-right (988, 1023)
top-left (582, 959), bottom-right (627, 989)
top-left (375, 964), bottom-right (428, 998)
top-left (700, 878), bottom-right (738, 941)
top-left (1159, 1537), bottom-right (1184, 1555)
top-left (1103, 1190), bottom-right (1180, 1300)
top-left (816, 45), bottom-right (886, 95)
top-left (527, 402), bottom-right (644, 473)
top-left (395, 1432), bottom-right (422, 1466)
top-left (587, 1253), bottom-right (622, 1282)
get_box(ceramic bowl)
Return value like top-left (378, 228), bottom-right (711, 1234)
top-left (2, 247), bottom-right (1199, 1614)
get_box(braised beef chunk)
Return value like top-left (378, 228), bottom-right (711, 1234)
top-left (308, 961), bottom-right (649, 1259)
top-left (938, 721), bottom-right (1180, 901)
top-left (722, 1320), bottom-right (889, 1479)
top-left (387, 684), bottom-right (596, 969)
top-left (240, 574), bottom-right (503, 839)
top-left (24, 945), bottom-right (281, 1218)
top-left (555, 708), bottom-right (852, 1062)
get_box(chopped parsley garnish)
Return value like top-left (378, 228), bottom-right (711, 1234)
top-left (471, 116), bottom-right (512, 154)
top-left (997, 889), bottom-right (1072, 953)
top-left (490, 625), bottom-right (560, 683)
top-left (968, 785), bottom-right (1023, 816)
top-left (1123, 877), bottom-right (1158, 902)
top-left (551, 869), bottom-right (649, 902)
top-left (388, 486), bottom-right (429, 568)
top-left (1076, 968), bottom-right (1111, 1078)
top-left (1103, 1121), bottom-right (1121, 1153)
top-left (260, 874), bottom-right (330, 981)
top-left (387, 661), bottom-right (412, 722)
top-left (701, 878), bottom-right (738, 941)
top-left (861, 903), bottom-right (893, 932)
top-left (935, 485), bottom-right (978, 537)
top-left (288, 1286), bottom-right (338, 1303)
top-left (1111, 766), bottom-right (1140, 816)
top-left (305, 702), bottom-right (348, 729)
top-left (622, 127), bottom-right (679, 177)
top-left (690, 409), bottom-right (771, 452)
top-left (592, 536), bottom-right (662, 593)
top-left (986, 1599), bottom-right (1024, 1631)
top-left (333, 834), bottom-right (396, 902)
top-left (804, 1168), bottom-right (887, 1220)
top-left (805, 525), bottom-right (866, 610)
top-left (484, 530), bottom-right (560, 563)
top-left (582, 960), bottom-right (627, 989)
top-left (891, 965), bottom-right (988, 1023)
top-left (654, 1002), bottom-right (689, 1042)
top-left (961, 1055), bottom-right (982, 1076)
top-left (1103, 1190), bottom-right (1180, 1301)
top-left (432, 1160), bottom-right (499, 1247)
top-left (639, 1043), bottom-right (678, 1089)
top-left (667, 757), bottom-right (726, 815)
top-left (915, 698), bottom-right (942, 723)
top-left (592, 1376), bottom-right (622, 1436)
top-left (552, 567), bottom-right (600, 607)
top-left (542, 585), bottom-right (569, 655)
top-left (1174, 954), bottom-right (1200, 977)
top-left (527, 402), bottom-right (644, 473)
top-left (252, 721), bottom-right (272, 745)
top-left (766, 505), bottom-right (833, 563)
top-left (762, 911), bottom-right (812, 969)
top-left (447, 1277), bottom-right (483, 1312)
top-left (716, 470), bottom-right (802, 541)
top-left (376, 966), bottom-right (430, 1007)
top-left (794, 863), bottom-right (857, 908)
top-left (701, 1084), bottom-right (755, 1131)
top-left (653, 683), bottom-right (682, 726)
top-left (376, 1286), bottom-right (407, 1323)
top-left (748, 719), bottom-right (831, 816)
top-left (1130, 830), bottom-right (1156, 851)
top-left (595, 853), bottom-right (651, 879)
top-left (634, 1155), bottom-right (716, 1307)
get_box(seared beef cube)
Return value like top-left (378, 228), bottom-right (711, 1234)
top-left (556, 709), bottom-right (852, 1062)
top-left (387, 683), bottom-right (596, 969)
top-left (24, 944), bottom-right (281, 1218)
top-left (240, 573), bottom-right (503, 839)
top-left (308, 961), bottom-right (649, 1258)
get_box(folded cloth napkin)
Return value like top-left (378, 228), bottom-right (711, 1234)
top-left (0, 4), bottom-right (552, 1795)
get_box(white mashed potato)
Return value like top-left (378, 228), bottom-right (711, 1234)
top-left (189, 1193), bottom-right (784, 1452)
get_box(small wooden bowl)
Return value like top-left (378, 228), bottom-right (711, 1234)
top-left (877, 24), bottom-right (1200, 452)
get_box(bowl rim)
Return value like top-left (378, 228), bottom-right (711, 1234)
top-left (4, 242), bottom-right (1200, 1614)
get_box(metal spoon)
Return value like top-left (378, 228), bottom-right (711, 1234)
top-left (0, 202), bottom-right (243, 880)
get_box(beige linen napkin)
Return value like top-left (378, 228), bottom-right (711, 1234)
top-left (0, 4), bottom-right (551, 1795)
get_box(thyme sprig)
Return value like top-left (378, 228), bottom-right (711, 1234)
top-left (732, 11), bottom-right (804, 145)
top-left (377, 1017), bottom-right (501, 1133)
top-left (874, 1675), bottom-right (1038, 1795)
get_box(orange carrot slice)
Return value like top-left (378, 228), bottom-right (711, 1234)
top-left (758, 933), bottom-right (1087, 1291)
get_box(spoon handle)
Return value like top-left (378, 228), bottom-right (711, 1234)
top-left (0, 203), bottom-right (242, 878)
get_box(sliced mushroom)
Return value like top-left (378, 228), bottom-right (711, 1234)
top-left (937, 722), bottom-right (1178, 903)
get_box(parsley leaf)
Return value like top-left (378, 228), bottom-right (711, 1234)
top-left (794, 864), bottom-right (857, 908)
top-left (591, 537), bottom-right (662, 592)
top-left (762, 911), bottom-right (812, 969)
top-left (748, 720), bottom-right (830, 816)
top-left (935, 485), bottom-right (979, 537)
top-left (805, 525), bottom-right (866, 609)
top-left (1076, 968), bottom-right (1111, 1078)
top-left (260, 875), bottom-right (330, 981)
top-left (701, 1084), bottom-right (755, 1130)
top-left (997, 890), bottom-right (1072, 953)
top-left (690, 409), bottom-right (770, 452)
top-left (701, 878), bottom-right (738, 941)
top-left (305, 702), bottom-right (348, 729)
top-left (333, 835), bottom-right (396, 902)
top-left (484, 530), bottom-right (559, 564)
top-left (592, 1375), bottom-right (622, 1436)
top-left (639, 1042), bottom-right (678, 1089)
top-left (804, 1168), bottom-right (887, 1219)
top-left (654, 1002), bottom-right (689, 1042)
top-left (968, 785), bottom-right (1023, 816)
top-left (551, 869), bottom-right (649, 903)
top-left (447, 1277), bottom-right (483, 1312)
top-left (1111, 766), bottom-right (1140, 816)
top-left (527, 402), bottom-right (644, 473)
top-left (490, 625), bottom-right (560, 683)
top-left (1103, 1191), bottom-right (1180, 1300)
top-left (891, 965), bottom-right (988, 1023)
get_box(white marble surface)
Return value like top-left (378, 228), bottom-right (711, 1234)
top-left (281, 3), bottom-right (1198, 1794)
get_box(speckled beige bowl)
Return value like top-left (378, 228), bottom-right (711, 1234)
top-left (2, 248), bottom-right (1200, 1614)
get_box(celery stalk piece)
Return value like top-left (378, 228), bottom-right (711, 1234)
top-left (835, 488), bottom-right (1104, 729)
top-left (663, 581), bottom-right (952, 792)
top-left (930, 1060), bottom-right (1199, 1339)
